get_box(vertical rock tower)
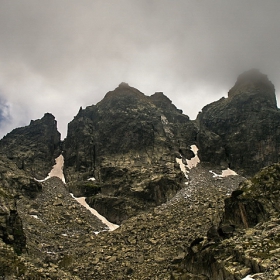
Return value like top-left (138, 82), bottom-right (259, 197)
top-left (197, 69), bottom-right (280, 176)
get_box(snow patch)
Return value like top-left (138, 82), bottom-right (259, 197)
top-left (30, 215), bottom-right (39, 219)
top-left (87, 177), bottom-right (96, 181)
top-left (186, 145), bottom-right (200, 169)
top-left (35, 154), bottom-right (66, 183)
top-left (176, 157), bottom-right (189, 179)
top-left (70, 194), bottom-right (119, 231)
top-left (241, 275), bottom-right (255, 280)
top-left (221, 168), bottom-right (238, 177)
top-left (210, 168), bottom-right (238, 178)
top-left (176, 145), bottom-right (200, 179)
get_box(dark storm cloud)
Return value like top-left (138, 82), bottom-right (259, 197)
top-left (0, 0), bottom-right (279, 137)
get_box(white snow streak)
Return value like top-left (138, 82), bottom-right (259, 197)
top-left (186, 145), bottom-right (200, 169)
top-left (241, 275), bottom-right (255, 280)
top-left (70, 194), bottom-right (119, 232)
top-left (87, 177), bottom-right (96, 181)
top-left (209, 168), bottom-right (238, 178)
top-left (176, 157), bottom-right (189, 179)
top-left (34, 154), bottom-right (65, 183)
top-left (176, 144), bottom-right (200, 180)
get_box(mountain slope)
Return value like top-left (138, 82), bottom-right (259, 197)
top-left (172, 163), bottom-right (280, 280)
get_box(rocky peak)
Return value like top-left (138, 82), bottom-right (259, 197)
top-left (197, 70), bottom-right (280, 176)
top-left (30, 112), bottom-right (56, 124)
top-left (0, 113), bottom-right (61, 179)
top-left (150, 91), bottom-right (172, 104)
top-left (63, 84), bottom-right (197, 222)
top-left (102, 82), bottom-right (147, 105)
top-left (228, 69), bottom-right (277, 108)
top-left (149, 92), bottom-right (184, 116)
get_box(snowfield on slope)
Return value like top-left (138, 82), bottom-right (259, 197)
top-left (37, 154), bottom-right (119, 231)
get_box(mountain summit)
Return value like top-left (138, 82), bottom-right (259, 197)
top-left (228, 69), bottom-right (277, 107)
top-left (197, 69), bottom-right (280, 175)
top-left (63, 84), bottom-right (197, 223)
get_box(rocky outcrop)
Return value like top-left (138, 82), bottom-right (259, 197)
top-left (63, 71), bottom-right (280, 224)
top-left (171, 163), bottom-right (280, 280)
top-left (197, 69), bottom-right (280, 176)
top-left (0, 155), bottom-right (43, 254)
top-left (63, 83), bottom-right (198, 222)
top-left (1, 161), bottom-right (242, 279)
top-left (0, 155), bottom-right (41, 278)
top-left (0, 113), bottom-right (61, 179)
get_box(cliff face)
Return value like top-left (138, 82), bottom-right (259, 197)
top-left (63, 83), bottom-right (198, 223)
top-left (0, 113), bottom-right (61, 179)
top-left (197, 69), bottom-right (280, 176)
top-left (0, 158), bottom-right (27, 254)
top-left (0, 154), bottom-right (42, 277)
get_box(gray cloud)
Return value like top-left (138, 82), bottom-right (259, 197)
top-left (0, 0), bottom-right (279, 138)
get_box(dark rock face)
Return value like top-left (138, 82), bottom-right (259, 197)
top-left (0, 113), bottom-right (61, 179)
top-left (0, 194), bottom-right (26, 255)
top-left (222, 193), bottom-right (267, 229)
top-left (197, 69), bottom-right (280, 176)
top-left (63, 83), bottom-right (198, 222)
top-left (0, 155), bottom-right (39, 257)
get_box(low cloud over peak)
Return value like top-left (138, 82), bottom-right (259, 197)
top-left (0, 0), bottom-right (279, 138)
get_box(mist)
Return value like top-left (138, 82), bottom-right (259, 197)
top-left (0, 0), bottom-right (279, 138)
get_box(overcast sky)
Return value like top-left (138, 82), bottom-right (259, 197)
top-left (0, 0), bottom-right (279, 138)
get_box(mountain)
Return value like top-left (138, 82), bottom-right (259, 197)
top-left (63, 82), bottom-right (198, 223)
top-left (0, 70), bottom-right (280, 279)
top-left (197, 69), bottom-right (280, 176)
